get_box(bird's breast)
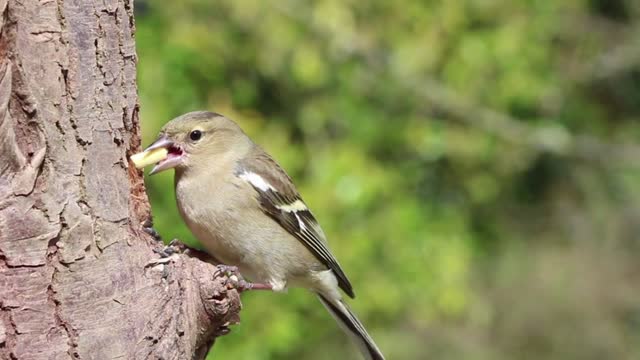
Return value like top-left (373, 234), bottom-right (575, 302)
top-left (174, 170), bottom-right (325, 285)
top-left (175, 173), bottom-right (248, 260)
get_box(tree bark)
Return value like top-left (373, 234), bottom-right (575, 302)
top-left (0, 1), bottom-right (240, 359)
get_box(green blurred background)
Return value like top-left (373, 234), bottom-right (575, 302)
top-left (135, 1), bottom-right (640, 359)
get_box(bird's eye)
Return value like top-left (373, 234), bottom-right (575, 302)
top-left (189, 130), bottom-right (202, 141)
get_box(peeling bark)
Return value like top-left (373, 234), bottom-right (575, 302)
top-left (0, 1), bottom-right (240, 359)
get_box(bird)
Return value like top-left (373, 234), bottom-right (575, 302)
top-left (133, 111), bottom-right (385, 360)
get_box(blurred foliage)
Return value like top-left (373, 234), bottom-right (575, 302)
top-left (135, 0), bottom-right (640, 359)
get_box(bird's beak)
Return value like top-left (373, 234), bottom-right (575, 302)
top-left (130, 135), bottom-right (185, 175)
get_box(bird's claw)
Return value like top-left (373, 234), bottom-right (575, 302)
top-left (142, 218), bottom-right (162, 242)
top-left (153, 238), bottom-right (188, 258)
top-left (147, 239), bottom-right (186, 275)
top-left (213, 264), bottom-right (248, 290)
top-left (153, 246), bottom-right (176, 258)
top-left (215, 264), bottom-right (239, 277)
top-left (216, 267), bottom-right (273, 292)
top-left (224, 275), bottom-right (253, 292)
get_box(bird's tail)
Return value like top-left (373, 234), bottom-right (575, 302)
top-left (316, 293), bottom-right (385, 360)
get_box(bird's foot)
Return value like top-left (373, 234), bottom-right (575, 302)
top-left (213, 264), bottom-right (273, 292)
top-left (142, 218), bottom-right (162, 242)
top-left (146, 239), bottom-right (191, 279)
top-left (215, 264), bottom-right (239, 276)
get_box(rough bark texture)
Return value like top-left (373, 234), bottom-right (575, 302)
top-left (0, 1), bottom-right (240, 359)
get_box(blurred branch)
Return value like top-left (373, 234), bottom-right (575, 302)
top-left (413, 78), bottom-right (640, 167)
top-left (573, 25), bottom-right (640, 83)
top-left (584, 37), bottom-right (640, 82)
top-left (273, 3), bottom-right (640, 168)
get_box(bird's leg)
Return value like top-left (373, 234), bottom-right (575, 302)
top-left (237, 281), bottom-right (273, 291)
top-left (226, 277), bottom-right (273, 292)
top-left (214, 264), bottom-right (274, 292)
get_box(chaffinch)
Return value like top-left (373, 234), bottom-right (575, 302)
top-left (132, 111), bottom-right (384, 360)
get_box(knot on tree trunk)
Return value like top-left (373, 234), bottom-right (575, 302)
top-left (142, 253), bottom-right (242, 359)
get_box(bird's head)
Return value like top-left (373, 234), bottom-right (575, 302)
top-left (132, 111), bottom-right (251, 175)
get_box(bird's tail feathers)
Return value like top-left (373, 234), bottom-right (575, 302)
top-left (316, 293), bottom-right (385, 360)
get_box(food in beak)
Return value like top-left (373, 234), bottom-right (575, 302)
top-left (130, 148), bottom-right (169, 169)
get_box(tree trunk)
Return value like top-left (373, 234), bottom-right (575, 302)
top-left (0, 1), bottom-right (240, 359)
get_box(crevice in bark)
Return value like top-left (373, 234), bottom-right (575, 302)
top-left (0, 301), bottom-right (18, 360)
top-left (45, 198), bottom-right (77, 358)
top-left (0, 0), bottom-right (241, 359)
top-left (47, 278), bottom-right (78, 358)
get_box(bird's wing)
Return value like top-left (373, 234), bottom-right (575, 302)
top-left (235, 148), bottom-right (355, 298)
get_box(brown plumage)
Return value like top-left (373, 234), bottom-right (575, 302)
top-left (139, 111), bottom-right (384, 360)
top-left (236, 150), bottom-right (355, 298)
